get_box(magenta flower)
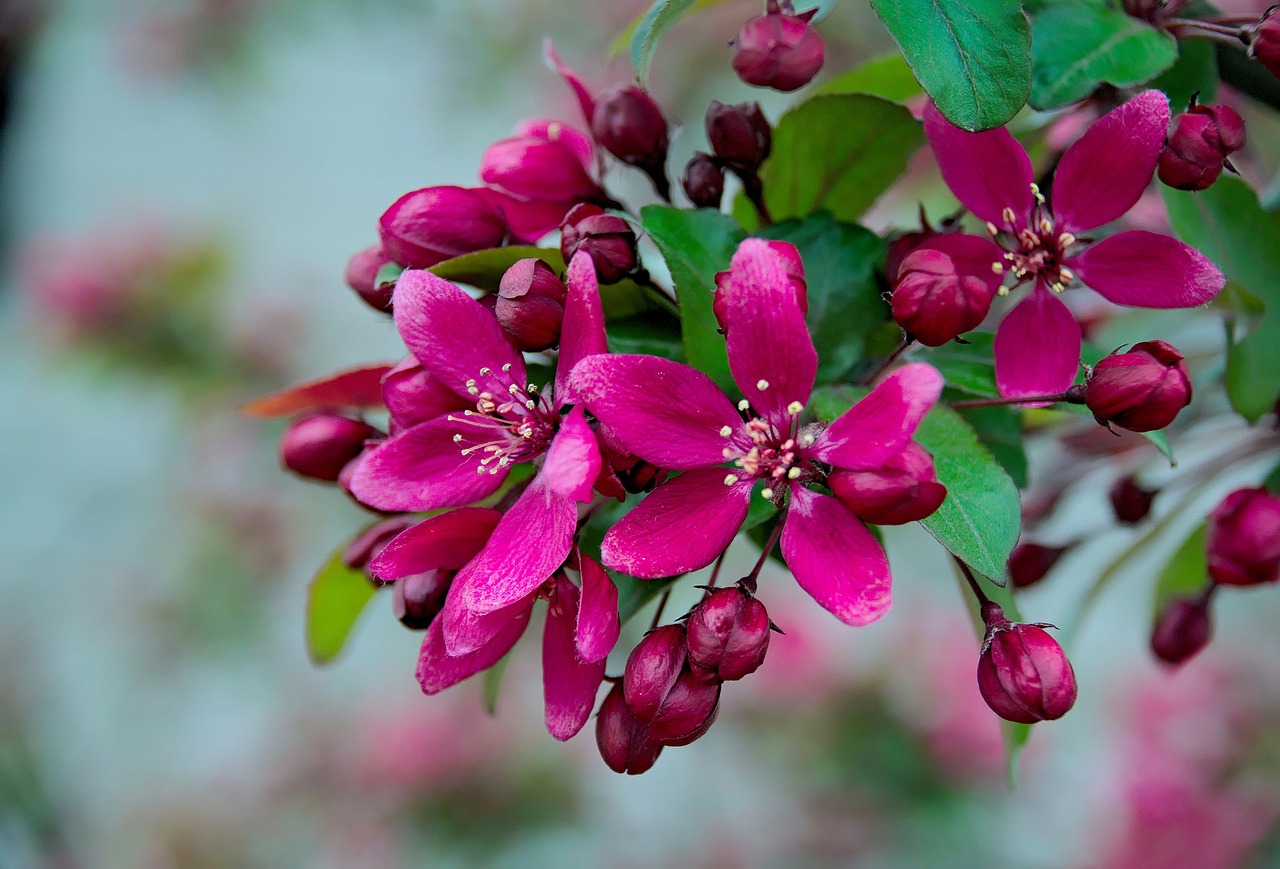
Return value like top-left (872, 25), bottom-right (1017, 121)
top-left (922, 90), bottom-right (1224, 398)
top-left (570, 239), bottom-right (944, 626)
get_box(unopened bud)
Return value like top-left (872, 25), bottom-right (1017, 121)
top-left (891, 248), bottom-right (995, 347)
top-left (480, 130), bottom-right (601, 204)
top-left (280, 413), bottom-right (379, 482)
top-left (1249, 7), bottom-right (1280, 78)
top-left (393, 569), bottom-right (452, 630)
top-left (686, 587), bottom-right (771, 681)
top-left (559, 203), bottom-right (638, 283)
top-left (623, 624), bottom-right (687, 722)
top-left (828, 442), bottom-right (947, 525)
top-left (1206, 487), bottom-right (1280, 586)
top-left (731, 1), bottom-right (825, 92)
top-left (342, 516), bottom-right (415, 573)
top-left (1085, 340), bottom-right (1192, 432)
top-left (1157, 105), bottom-right (1246, 191)
top-left (1109, 475), bottom-right (1157, 524)
top-left (378, 185), bottom-right (508, 269)
top-left (495, 258), bottom-right (567, 351)
top-left (590, 84), bottom-right (669, 174)
top-left (596, 683), bottom-right (664, 775)
top-left (1151, 593), bottom-right (1213, 666)
top-left (648, 669), bottom-right (722, 746)
top-left (1007, 542), bottom-right (1069, 589)
top-left (682, 152), bottom-right (725, 209)
top-left (344, 244), bottom-right (394, 312)
top-left (705, 100), bottom-right (772, 168)
top-left (976, 603), bottom-right (1077, 724)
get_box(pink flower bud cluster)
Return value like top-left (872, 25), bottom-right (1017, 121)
top-left (976, 602), bottom-right (1077, 724)
top-left (682, 101), bottom-right (772, 211)
top-left (731, 0), bottom-right (825, 92)
top-left (1158, 102), bottom-right (1246, 192)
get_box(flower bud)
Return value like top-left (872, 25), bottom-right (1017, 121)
top-left (596, 683), bottom-right (664, 775)
top-left (480, 131), bottom-right (601, 204)
top-left (1085, 340), bottom-right (1192, 432)
top-left (1206, 487), bottom-right (1280, 586)
top-left (590, 83), bottom-right (669, 174)
top-left (891, 248), bottom-right (995, 347)
top-left (731, 1), bottom-right (825, 92)
top-left (1007, 542), bottom-right (1069, 589)
top-left (682, 152), bottom-right (725, 209)
top-left (648, 670), bottom-right (722, 746)
top-left (976, 603), bottom-right (1077, 724)
top-left (623, 624), bottom-right (688, 722)
top-left (1150, 593), bottom-right (1213, 666)
top-left (378, 185), bottom-right (508, 269)
top-left (705, 100), bottom-right (771, 168)
top-left (280, 413), bottom-right (379, 482)
top-left (494, 258), bottom-right (567, 351)
top-left (828, 442), bottom-right (947, 525)
top-left (1249, 7), bottom-right (1280, 79)
top-left (342, 516), bottom-right (415, 574)
top-left (344, 244), bottom-right (394, 312)
top-left (1158, 105), bottom-right (1246, 191)
top-left (1109, 475), bottom-right (1157, 525)
top-left (685, 587), bottom-right (772, 681)
top-left (393, 569), bottom-right (452, 630)
top-left (559, 203), bottom-right (638, 283)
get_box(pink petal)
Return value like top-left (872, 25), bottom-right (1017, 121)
top-left (461, 477), bottom-right (577, 614)
top-left (923, 101), bottom-right (1035, 229)
top-left (575, 553), bottom-right (620, 664)
top-left (570, 355), bottom-right (746, 470)
top-left (994, 288), bottom-right (1082, 398)
top-left (813, 363), bottom-right (943, 470)
top-left (1051, 90), bottom-right (1169, 233)
top-left (347, 417), bottom-right (506, 512)
top-left (601, 468), bottom-right (753, 578)
top-left (392, 269), bottom-right (526, 399)
top-left (1070, 230), bottom-right (1224, 308)
top-left (543, 40), bottom-right (596, 128)
top-left (555, 251), bottom-right (608, 403)
top-left (516, 119), bottom-right (595, 172)
top-left (780, 487), bottom-right (891, 626)
top-left (382, 357), bottom-right (470, 430)
top-left (717, 239), bottom-right (817, 427)
top-left (541, 406), bottom-right (602, 503)
top-left (441, 579), bottom-right (536, 656)
top-left (242, 364), bottom-right (392, 416)
top-left (366, 507), bottom-right (500, 581)
top-left (542, 576), bottom-right (607, 741)
top-left (482, 190), bottom-right (574, 245)
top-left (914, 233), bottom-right (1008, 294)
top-left (416, 605), bottom-right (530, 695)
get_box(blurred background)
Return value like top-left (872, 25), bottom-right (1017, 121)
top-left (2, 1), bottom-right (1280, 867)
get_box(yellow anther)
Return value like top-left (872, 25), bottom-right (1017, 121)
top-left (787, 467), bottom-right (801, 479)
top-left (1058, 232), bottom-right (1076, 247)
top-left (756, 379), bottom-right (770, 390)
top-left (985, 221), bottom-right (999, 237)
top-left (991, 262), bottom-right (1005, 275)
top-left (1002, 207), bottom-right (1017, 226)
top-left (452, 434), bottom-right (463, 443)
top-left (997, 287), bottom-right (1010, 297)
top-left (479, 367), bottom-right (491, 376)
top-left (1050, 282), bottom-right (1065, 294)
top-left (799, 433), bottom-right (816, 447)
top-left (761, 487), bottom-right (775, 501)
top-left (719, 425), bottom-right (733, 437)
top-left (723, 474), bottom-right (738, 486)
top-left (1059, 267), bottom-right (1075, 284)
top-left (501, 363), bottom-right (512, 372)
top-left (1039, 218), bottom-right (1053, 235)
top-left (738, 399), bottom-right (750, 412)
top-left (786, 400), bottom-right (804, 415)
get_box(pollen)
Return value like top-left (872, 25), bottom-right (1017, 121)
top-left (722, 448), bottom-right (735, 458)
top-left (719, 425), bottom-right (733, 437)
top-left (997, 286), bottom-right (1010, 297)
top-left (1001, 207), bottom-right (1017, 227)
top-left (799, 433), bottom-right (816, 447)
top-left (501, 363), bottom-right (512, 372)
top-left (1030, 182), bottom-right (1045, 205)
top-left (787, 467), bottom-right (801, 479)
top-left (761, 487), bottom-right (774, 501)
top-left (723, 474), bottom-right (738, 486)
top-left (786, 401), bottom-right (804, 415)
top-left (1050, 282), bottom-right (1065, 293)
top-left (738, 399), bottom-right (750, 412)
top-left (756, 379), bottom-right (770, 390)
top-left (1039, 218), bottom-right (1053, 235)
top-left (986, 221), bottom-right (999, 237)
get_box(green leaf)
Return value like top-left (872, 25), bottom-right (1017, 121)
top-left (957, 405), bottom-right (1028, 489)
top-left (1152, 523), bottom-right (1208, 618)
top-left (611, 0), bottom-right (725, 59)
top-left (870, 0), bottom-right (1031, 131)
top-left (306, 542), bottom-right (379, 665)
top-left (815, 52), bottom-right (924, 102)
top-left (606, 312), bottom-right (685, 360)
top-left (759, 94), bottom-right (925, 224)
top-left (616, 573), bottom-right (680, 626)
top-left (629, 0), bottom-right (700, 83)
top-left (482, 650), bottom-right (515, 715)
top-left (641, 206), bottom-right (745, 392)
top-left (374, 260), bottom-right (405, 289)
top-left (916, 406), bottom-right (1022, 582)
top-left (810, 383), bottom-right (870, 422)
top-left (921, 332), bottom-right (999, 398)
top-left (429, 246), bottom-right (563, 292)
top-left (1150, 39), bottom-right (1218, 109)
top-left (754, 213), bottom-right (889, 381)
top-left (1143, 430), bottom-right (1176, 465)
top-left (1029, 4), bottom-right (1177, 110)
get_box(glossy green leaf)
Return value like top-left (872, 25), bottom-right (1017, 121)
top-left (754, 213), bottom-right (889, 382)
top-left (957, 405), bottom-right (1028, 489)
top-left (1152, 523), bottom-right (1208, 618)
top-left (810, 383), bottom-right (870, 423)
top-left (1029, 4), bottom-right (1176, 109)
top-left (759, 94), bottom-right (924, 224)
top-left (605, 312), bottom-right (685, 360)
top-left (1150, 39), bottom-right (1218, 109)
top-left (921, 332), bottom-right (999, 398)
top-left (629, 0), bottom-right (701, 83)
top-left (430, 246), bottom-right (563, 292)
top-left (306, 542), bottom-right (379, 665)
top-left (870, 0), bottom-right (1030, 131)
top-left (374, 260), bottom-right (405, 289)
top-left (482, 650), bottom-right (515, 715)
top-left (816, 52), bottom-right (924, 102)
top-left (611, 0), bottom-right (725, 59)
top-left (641, 206), bottom-right (745, 392)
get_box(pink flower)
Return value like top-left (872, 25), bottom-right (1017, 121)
top-left (570, 239), bottom-right (943, 626)
top-left (921, 90), bottom-right (1224, 398)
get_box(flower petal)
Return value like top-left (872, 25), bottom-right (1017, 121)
top-left (543, 576), bottom-right (607, 741)
top-left (382, 357), bottom-right (470, 431)
top-left (392, 269), bottom-right (526, 399)
top-left (417, 604), bottom-right (530, 695)
top-left (441, 577), bottom-right (535, 656)
top-left (461, 477), bottom-right (577, 614)
top-left (575, 553), bottom-right (620, 664)
top-left (347, 417), bottom-right (506, 512)
top-left (242, 364), bottom-right (392, 416)
top-left (781, 488), bottom-right (891, 626)
top-left (570, 354), bottom-right (745, 470)
top-left (366, 507), bottom-right (501, 581)
top-left (914, 233), bottom-right (1008, 294)
top-left (1070, 230), bottom-right (1224, 308)
top-left (516, 119), bottom-right (595, 173)
top-left (813, 362), bottom-right (943, 470)
top-left (555, 251), bottom-right (608, 403)
top-left (540, 405), bottom-right (602, 503)
top-left (716, 239), bottom-right (817, 426)
top-left (601, 468), bottom-right (752, 578)
top-left (543, 40), bottom-right (596, 128)
top-left (923, 101), bottom-right (1034, 228)
top-left (1051, 90), bottom-right (1169, 233)
top-left (482, 190), bottom-right (573, 245)
top-left (994, 288), bottom-right (1081, 398)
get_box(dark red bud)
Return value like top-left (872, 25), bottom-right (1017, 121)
top-left (1150, 593), bottom-right (1213, 666)
top-left (1007, 542), bottom-right (1069, 589)
top-left (1157, 105), bottom-right (1245, 192)
top-left (1194, 104), bottom-right (1247, 153)
top-left (1109, 475), bottom-right (1158, 525)
top-left (392, 569), bottom-right (452, 630)
top-left (685, 587), bottom-right (771, 681)
top-left (280, 413), bottom-right (379, 482)
top-left (731, 5), bottom-right (825, 92)
top-left (1249, 8), bottom-right (1280, 79)
top-left (344, 244), bottom-right (394, 312)
top-left (977, 605), bottom-right (1077, 724)
top-left (623, 625), bottom-right (688, 722)
top-left (378, 185), bottom-right (508, 269)
top-left (648, 670), bottom-right (722, 745)
top-left (1206, 487), bottom-right (1280, 586)
top-left (682, 152), bottom-right (725, 209)
top-left (341, 516), bottom-right (416, 573)
top-left (590, 84), bottom-right (669, 173)
top-left (828, 442), bottom-right (947, 525)
top-left (596, 683), bottom-right (664, 775)
top-left (495, 258), bottom-right (567, 351)
top-left (705, 100), bottom-right (772, 168)
top-left (1085, 340), bottom-right (1192, 432)
top-left (559, 203), bottom-right (638, 284)
top-left (891, 248), bottom-right (995, 347)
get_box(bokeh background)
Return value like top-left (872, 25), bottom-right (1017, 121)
top-left (3, 1), bottom-right (1280, 867)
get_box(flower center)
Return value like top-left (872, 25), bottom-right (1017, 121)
top-left (447, 365), bottom-right (558, 474)
top-left (987, 183), bottom-right (1079, 294)
top-left (720, 398), bottom-right (819, 501)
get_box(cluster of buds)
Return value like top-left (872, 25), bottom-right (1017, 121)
top-left (598, 586), bottom-right (772, 774)
top-left (1085, 341), bottom-right (1193, 433)
top-left (1157, 100), bottom-right (1246, 191)
top-left (731, 0), bottom-right (825, 92)
top-left (976, 602), bottom-right (1077, 723)
top-left (559, 204), bottom-right (638, 284)
top-left (891, 244), bottom-right (998, 347)
top-left (682, 101), bottom-right (772, 211)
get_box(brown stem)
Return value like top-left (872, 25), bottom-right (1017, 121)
top-left (742, 508), bottom-right (787, 594)
top-left (737, 167), bottom-right (774, 226)
top-left (860, 335), bottom-right (914, 385)
top-left (950, 389), bottom-right (1083, 409)
top-left (648, 588), bottom-right (673, 631)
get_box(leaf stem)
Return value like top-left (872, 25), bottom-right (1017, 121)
top-left (950, 387), bottom-right (1085, 409)
top-left (860, 335), bottom-right (915, 385)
